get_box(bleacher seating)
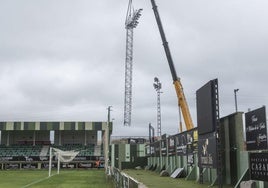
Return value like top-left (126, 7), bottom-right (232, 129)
top-left (0, 145), bottom-right (42, 157)
top-left (0, 143), bottom-right (101, 159)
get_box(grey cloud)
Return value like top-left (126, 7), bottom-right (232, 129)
top-left (0, 0), bottom-right (267, 136)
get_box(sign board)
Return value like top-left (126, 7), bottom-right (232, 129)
top-left (145, 145), bottom-right (151, 156)
top-left (161, 139), bottom-right (167, 156)
top-left (245, 106), bottom-right (267, 150)
top-left (176, 132), bottom-right (187, 156)
top-left (196, 79), bottom-right (218, 135)
top-left (186, 128), bottom-right (198, 165)
top-left (187, 154), bottom-right (194, 165)
top-left (150, 144), bottom-right (155, 156)
top-left (249, 152), bottom-right (268, 181)
top-left (198, 133), bottom-right (217, 168)
top-left (154, 141), bottom-right (160, 157)
top-left (168, 136), bottom-right (176, 156)
top-left (187, 128), bottom-right (198, 154)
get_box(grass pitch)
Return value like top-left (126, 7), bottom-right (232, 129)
top-left (124, 169), bottom-right (233, 188)
top-left (0, 169), bottom-right (113, 188)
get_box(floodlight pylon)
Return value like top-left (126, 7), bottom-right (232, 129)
top-left (123, 0), bottom-right (142, 126)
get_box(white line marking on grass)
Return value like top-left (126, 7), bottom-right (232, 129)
top-left (21, 174), bottom-right (57, 188)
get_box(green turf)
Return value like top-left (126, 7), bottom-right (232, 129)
top-left (0, 169), bottom-right (113, 188)
top-left (124, 169), bottom-right (233, 188)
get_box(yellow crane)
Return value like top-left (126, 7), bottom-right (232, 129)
top-left (150, 0), bottom-right (194, 132)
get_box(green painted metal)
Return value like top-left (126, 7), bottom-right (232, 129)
top-left (186, 165), bottom-right (197, 180)
top-left (210, 168), bottom-right (218, 186)
top-left (234, 168), bottom-right (249, 188)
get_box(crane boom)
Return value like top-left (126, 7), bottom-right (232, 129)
top-left (150, 0), bottom-right (194, 131)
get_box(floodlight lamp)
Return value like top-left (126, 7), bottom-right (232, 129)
top-left (132, 8), bottom-right (142, 23)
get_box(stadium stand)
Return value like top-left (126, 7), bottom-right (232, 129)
top-left (0, 121), bottom-right (112, 170)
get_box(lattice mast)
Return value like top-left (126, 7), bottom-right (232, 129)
top-left (124, 0), bottom-right (142, 126)
top-left (153, 77), bottom-right (162, 136)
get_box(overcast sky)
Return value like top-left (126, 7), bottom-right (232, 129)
top-left (0, 0), bottom-right (267, 137)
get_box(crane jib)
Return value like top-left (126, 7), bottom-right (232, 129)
top-left (151, 0), bottom-right (178, 82)
top-left (163, 41), bottom-right (178, 82)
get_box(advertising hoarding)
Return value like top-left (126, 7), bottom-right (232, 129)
top-left (187, 128), bottom-right (198, 165)
top-left (176, 132), bottom-right (187, 156)
top-left (196, 79), bottom-right (218, 135)
top-left (161, 139), bottom-right (167, 156)
top-left (249, 152), bottom-right (268, 181)
top-left (198, 133), bottom-right (217, 168)
top-left (168, 136), bottom-right (176, 156)
top-left (154, 141), bottom-right (160, 157)
top-left (245, 106), bottom-right (267, 150)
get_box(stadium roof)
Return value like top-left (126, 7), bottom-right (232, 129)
top-left (0, 121), bottom-right (112, 131)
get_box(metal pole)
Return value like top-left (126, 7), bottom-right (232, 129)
top-left (234, 89), bottom-right (239, 112)
top-left (105, 106), bottom-right (112, 174)
top-left (48, 147), bottom-right (52, 177)
top-left (57, 154), bottom-right (60, 174)
top-left (149, 123), bottom-right (151, 143)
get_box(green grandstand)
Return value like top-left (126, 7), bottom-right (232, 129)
top-left (0, 121), bottom-right (112, 170)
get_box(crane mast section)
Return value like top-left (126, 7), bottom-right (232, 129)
top-left (150, 0), bottom-right (194, 131)
top-left (124, 28), bottom-right (134, 126)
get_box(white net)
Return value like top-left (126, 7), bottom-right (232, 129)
top-left (53, 148), bottom-right (79, 163)
top-left (48, 147), bottom-right (80, 177)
